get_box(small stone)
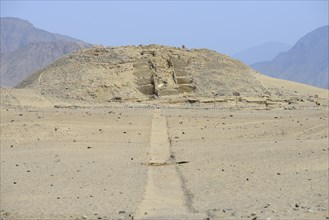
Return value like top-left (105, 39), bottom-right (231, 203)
top-left (295, 203), bottom-right (299, 208)
top-left (277, 172), bottom-right (281, 175)
top-left (87, 146), bottom-right (92, 149)
top-left (82, 216), bottom-right (88, 219)
top-left (13, 181), bottom-right (17, 184)
top-left (97, 217), bottom-right (102, 219)
top-left (119, 210), bottom-right (125, 214)
top-left (264, 203), bottom-right (271, 208)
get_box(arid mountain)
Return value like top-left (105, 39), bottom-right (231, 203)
top-left (18, 44), bottom-right (326, 104)
top-left (0, 17), bottom-right (87, 53)
top-left (0, 17), bottom-right (91, 87)
top-left (1, 41), bottom-right (90, 87)
top-left (233, 42), bottom-right (291, 65)
top-left (252, 26), bottom-right (329, 89)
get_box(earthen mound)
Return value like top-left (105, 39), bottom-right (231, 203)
top-left (19, 45), bottom-right (270, 102)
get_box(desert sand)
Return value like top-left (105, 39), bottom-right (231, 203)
top-left (0, 87), bottom-right (328, 220)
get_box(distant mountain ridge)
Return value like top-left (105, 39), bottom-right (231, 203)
top-left (0, 17), bottom-right (87, 53)
top-left (0, 17), bottom-right (92, 87)
top-left (233, 42), bottom-right (291, 65)
top-left (1, 41), bottom-right (89, 87)
top-left (252, 25), bottom-right (329, 89)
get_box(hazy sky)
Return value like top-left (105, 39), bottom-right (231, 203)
top-left (1, 1), bottom-right (328, 55)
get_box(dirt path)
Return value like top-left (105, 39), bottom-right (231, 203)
top-left (135, 109), bottom-right (204, 219)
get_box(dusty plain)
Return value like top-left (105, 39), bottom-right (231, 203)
top-left (0, 92), bottom-right (328, 220)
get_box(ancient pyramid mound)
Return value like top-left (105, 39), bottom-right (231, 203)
top-left (19, 45), bottom-right (268, 102)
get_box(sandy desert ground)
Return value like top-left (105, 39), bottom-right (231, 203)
top-left (0, 89), bottom-right (328, 220)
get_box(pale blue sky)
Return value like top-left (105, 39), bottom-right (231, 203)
top-left (1, 1), bottom-right (328, 55)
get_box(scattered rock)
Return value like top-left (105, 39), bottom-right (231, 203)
top-left (264, 203), bottom-right (271, 208)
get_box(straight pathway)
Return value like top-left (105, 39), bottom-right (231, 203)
top-left (135, 109), bottom-right (204, 219)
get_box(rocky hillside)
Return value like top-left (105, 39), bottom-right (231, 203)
top-left (0, 17), bottom-right (91, 87)
top-left (252, 25), bottom-right (329, 89)
top-left (18, 45), bottom-right (269, 102)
